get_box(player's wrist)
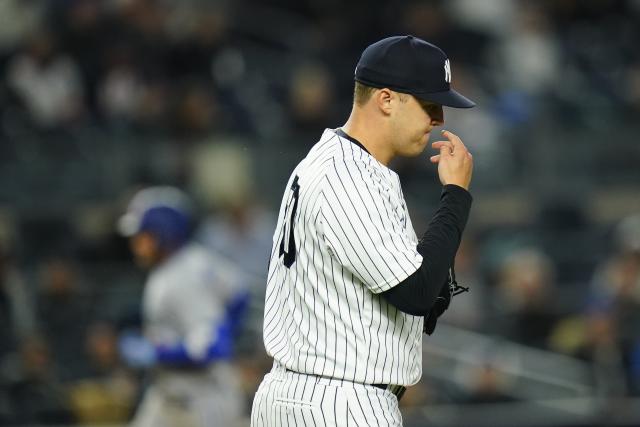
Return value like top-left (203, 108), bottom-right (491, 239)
top-left (443, 182), bottom-right (470, 192)
top-left (442, 184), bottom-right (472, 203)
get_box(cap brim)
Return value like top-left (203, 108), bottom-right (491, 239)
top-left (117, 212), bottom-right (141, 237)
top-left (414, 89), bottom-right (475, 108)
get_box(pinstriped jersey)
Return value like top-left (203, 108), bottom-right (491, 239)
top-left (262, 128), bottom-right (425, 386)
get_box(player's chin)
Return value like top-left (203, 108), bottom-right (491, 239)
top-left (404, 144), bottom-right (428, 158)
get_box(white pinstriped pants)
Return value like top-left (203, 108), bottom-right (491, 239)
top-left (251, 362), bottom-right (403, 426)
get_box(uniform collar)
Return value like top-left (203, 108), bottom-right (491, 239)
top-left (334, 128), bottom-right (370, 155)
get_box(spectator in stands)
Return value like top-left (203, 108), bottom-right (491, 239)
top-left (462, 364), bottom-right (517, 404)
top-left (4, 336), bottom-right (75, 425)
top-left (6, 30), bottom-right (85, 129)
top-left (0, 229), bottom-right (37, 424)
top-left (35, 258), bottom-right (93, 381)
top-left (97, 49), bottom-right (145, 126)
top-left (68, 322), bottom-right (137, 424)
top-left (0, 0), bottom-right (44, 57)
top-left (0, 241), bottom-right (36, 361)
top-left (589, 214), bottom-right (640, 394)
top-left (491, 248), bottom-right (561, 349)
top-left (286, 62), bottom-right (338, 136)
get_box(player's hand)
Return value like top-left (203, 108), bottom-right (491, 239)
top-left (429, 130), bottom-right (473, 190)
top-left (118, 332), bottom-right (157, 368)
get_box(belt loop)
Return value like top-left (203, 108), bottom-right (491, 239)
top-left (272, 361), bottom-right (288, 380)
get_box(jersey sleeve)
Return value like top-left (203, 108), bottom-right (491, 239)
top-left (174, 277), bottom-right (224, 360)
top-left (318, 160), bottom-right (423, 293)
top-left (162, 251), bottom-right (226, 360)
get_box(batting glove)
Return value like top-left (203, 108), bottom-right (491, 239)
top-left (118, 332), bottom-right (157, 368)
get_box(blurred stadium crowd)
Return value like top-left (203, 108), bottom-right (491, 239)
top-left (0, 0), bottom-right (639, 425)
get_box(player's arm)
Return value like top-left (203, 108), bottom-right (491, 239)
top-left (380, 184), bottom-right (471, 315)
top-left (154, 290), bottom-right (250, 366)
top-left (119, 288), bottom-right (249, 368)
top-left (381, 130), bottom-right (473, 316)
top-left (156, 261), bottom-right (251, 366)
top-left (320, 130), bottom-right (471, 303)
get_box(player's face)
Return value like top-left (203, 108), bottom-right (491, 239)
top-left (130, 232), bottom-right (161, 269)
top-left (391, 95), bottom-right (444, 158)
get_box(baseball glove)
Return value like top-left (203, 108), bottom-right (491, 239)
top-left (423, 266), bottom-right (469, 335)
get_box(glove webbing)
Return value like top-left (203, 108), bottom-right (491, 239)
top-left (423, 267), bottom-right (469, 335)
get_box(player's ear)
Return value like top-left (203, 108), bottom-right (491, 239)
top-left (376, 88), bottom-right (393, 116)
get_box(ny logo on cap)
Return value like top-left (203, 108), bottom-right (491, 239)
top-left (444, 59), bottom-right (451, 83)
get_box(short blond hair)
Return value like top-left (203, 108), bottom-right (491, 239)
top-left (353, 82), bottom-right (410, 106)
top-left (353, 81), bottom-right (377, 106)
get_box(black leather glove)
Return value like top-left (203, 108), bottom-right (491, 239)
top-left (423, 267), bottom-right (468, 335)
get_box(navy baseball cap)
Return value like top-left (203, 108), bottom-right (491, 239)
top-left (355, 35), bottom-right (475, 108)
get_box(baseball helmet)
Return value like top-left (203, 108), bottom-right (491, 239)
top-left (118, 186), bottom-right (194, 251)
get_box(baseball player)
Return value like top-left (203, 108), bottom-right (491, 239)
top-left (117, 186), bottom-right (249, 427)
top-left (251, 35), bottom-right (474, 426)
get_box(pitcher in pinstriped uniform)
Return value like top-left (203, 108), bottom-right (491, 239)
top-left (252, 35), bottom-right (475, 426)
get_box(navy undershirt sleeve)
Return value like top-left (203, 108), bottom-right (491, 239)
top-left (380, 184), bottom-right (472, 315)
